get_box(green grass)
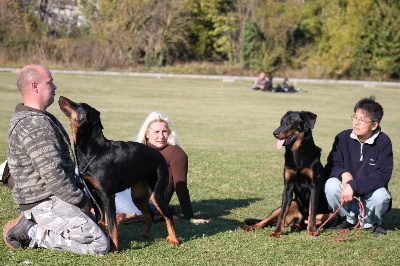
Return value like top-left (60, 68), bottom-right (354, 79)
top-left (0, 71), bottom-right (399, 265)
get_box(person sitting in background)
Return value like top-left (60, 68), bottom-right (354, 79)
top-left (249, 72), bottom-right (269, 91)
top-left (115, 111), bottom-right (210, 224)
top-left (324, 96), bottom-right (392, 235)
top-left (273, 77), bottom-right (302, 93)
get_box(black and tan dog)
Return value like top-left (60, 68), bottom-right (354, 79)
top-left (58, 96), bottom-right (179, 251)
top-left (239, 111), bottom-right (332, 237)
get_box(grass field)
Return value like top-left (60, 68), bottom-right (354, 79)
top-left (0, 71), bottom-right (399, 265)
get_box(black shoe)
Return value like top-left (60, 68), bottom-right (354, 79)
top-left (371, 224), bottom-right (387, 235)
top-left (3, 214), bottom-right (35, 250)
top-left (244, 218), bottom-right (262, 226)
top-left (328, 215), bottom-right (345, 229)
top-left (333, 220), bottom-right (354, 230)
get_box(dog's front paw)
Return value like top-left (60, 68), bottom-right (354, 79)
top-left (269, 232), bottom-right (282, 238)
top-left (237, 225), bottom-right (255, 231)
top-left (306, 230), bottom-right (317, 236)
top-left (166, 236), bottom-right (180, 246)
top-left (109, 245), bottom-right (119, 252)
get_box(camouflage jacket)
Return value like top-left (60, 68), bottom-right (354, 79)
top-left (8, 104), bottom-right (86, 209)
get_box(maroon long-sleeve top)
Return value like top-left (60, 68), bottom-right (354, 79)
top-left (149, 143), bottom-right (194, 220)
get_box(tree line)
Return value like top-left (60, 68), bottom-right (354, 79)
top-left (1, 0), bottom-right (399, 80)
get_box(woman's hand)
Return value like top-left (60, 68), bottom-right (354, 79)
top-left (190, 218), bottom-right (210, 224)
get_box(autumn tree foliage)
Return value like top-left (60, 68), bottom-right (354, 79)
top-left (1, 0), bottom-right (399, 80)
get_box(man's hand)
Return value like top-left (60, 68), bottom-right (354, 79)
top-left (340, 172), bottom-right (354, 202)
top-left (341, 184), bottom-right (354, 203)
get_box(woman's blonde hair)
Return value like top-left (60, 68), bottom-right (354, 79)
top-left (136, 111), bottom-right (179, 145)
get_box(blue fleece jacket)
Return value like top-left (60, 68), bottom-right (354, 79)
top-left (325, 128), bottom-right (393, 195)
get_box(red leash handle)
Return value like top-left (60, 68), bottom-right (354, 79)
top-left (314, 196), bottom-right (365, 241)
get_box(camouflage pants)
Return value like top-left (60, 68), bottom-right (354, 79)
top-left (23, 196), bottom-right (109, 256)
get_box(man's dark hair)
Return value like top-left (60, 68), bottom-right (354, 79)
top-left (353, 95), bottom-right (384, 122)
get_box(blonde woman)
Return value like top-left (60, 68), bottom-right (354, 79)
top-left (115, 112), bottom-right (209, 224)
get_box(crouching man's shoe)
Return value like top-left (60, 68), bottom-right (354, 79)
top-left (332, 220), bottom-right (354, 230)
top-left (370, 224), bottom-right (387, 235)
top-left (3, 214), bottom-right (35, 250)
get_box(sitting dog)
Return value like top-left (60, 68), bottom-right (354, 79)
top-left (239, 111), bottom-right (332, 237)
top-left (58, 96), bottom-right (179, 251)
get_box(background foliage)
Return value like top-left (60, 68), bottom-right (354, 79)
top-left (1, 0), bottom-right (400, 80)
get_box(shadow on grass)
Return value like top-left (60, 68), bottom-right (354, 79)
top-left (107, 202), bottom-right (400, 251)
top-left (117, 197), bottom-right (263, 250)
top-left (190, 197), bottom-right (262, 220)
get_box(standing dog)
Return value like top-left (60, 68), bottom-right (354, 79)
top-left (59, 96), bottom-right (179, 251)
top-left (239, 111), bottom-right (332, 237)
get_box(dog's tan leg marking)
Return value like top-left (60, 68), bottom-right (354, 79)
top-left (239, 200), bottom-right (303, 232)
top-left (306, 203), bottom-right (316, 236)
top-left (270, 204), bottom-right (290, 238)
top-left (284, 168), bottom-right (296, 181)
top-left (150, 194), bottom-right (180, 246)
top-left (84, 174), bottom-right (101, 190)
top-left (316, 213), bottom-right (334, 226)
top-left (109, 222), bottom-right (119, 252)
top-left (300, 167), bottom-right (314, 179)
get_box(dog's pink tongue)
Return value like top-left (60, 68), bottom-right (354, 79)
top-left (276, 139), bottom-right (285, 149)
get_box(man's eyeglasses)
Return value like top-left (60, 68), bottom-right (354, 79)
top-left (351, 115), bottom-right (373, 125)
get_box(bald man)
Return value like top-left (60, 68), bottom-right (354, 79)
top-left (3, 65), bottom-right (109, 255)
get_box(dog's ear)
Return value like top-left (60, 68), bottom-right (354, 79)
top-left (300, 111), bottom-right (317, 129)
top-left (88, 108), bottom-right (101, 124)
top-left (281, 111), bottom-right (293, 124)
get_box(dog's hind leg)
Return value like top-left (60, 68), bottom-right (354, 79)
top-left (150, 193), bottom-right (180, 246)
top-left (315, 213), bottom-right (334, 228)
top-left (239, 200), bottom-right (302, 231)
top-left (131, 184), bottom-right (153, 239)
top-left (239, 206), bottom-right (281, 231)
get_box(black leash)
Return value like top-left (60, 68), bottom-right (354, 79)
top-left (78, 147), bottom-right (108, 225)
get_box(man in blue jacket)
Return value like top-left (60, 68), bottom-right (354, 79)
top-left (325, 96), bottom-right (393, 235)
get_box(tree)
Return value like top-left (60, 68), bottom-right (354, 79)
top-left (83, 0), bottom-right (192, 67)
top-left (310, 0), bottom-right (400, 79)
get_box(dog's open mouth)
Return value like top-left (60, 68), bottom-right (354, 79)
top-left (276, 134), bottom-right (296, 149)
top-left (276, 139), bottom-right (285, 149)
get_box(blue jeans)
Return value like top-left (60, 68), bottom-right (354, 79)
top-left (324, 177), bottom-right (391, 228)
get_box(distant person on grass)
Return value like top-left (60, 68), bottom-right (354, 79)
top-left (325, 96), bottom-right (393, 235)
top-left (115, 111), bottom-right (210, 224)
top-left (3, 64), bottom-right (109, 255)
top-left (249, 72), bottom-right (272, 91)
top-left (273, 77), bottom-right (302, 93)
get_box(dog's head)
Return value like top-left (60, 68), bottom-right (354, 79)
top-left (273, 111), bottom-right (317, 150)
top-left (58, 96), bottom-right (102, 143)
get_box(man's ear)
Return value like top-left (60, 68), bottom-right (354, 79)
top-left (372, 121), bottom-right (379, 131)
top-left (31, 82), bottom-right (38, 93)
